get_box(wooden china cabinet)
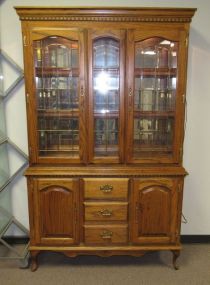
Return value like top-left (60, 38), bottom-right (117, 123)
top-left (15, 7), bottom-right (196, 271)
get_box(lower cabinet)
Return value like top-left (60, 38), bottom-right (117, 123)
top-left (27, 175), bottom-right (183, 270)
top-left (130, 178), bottom-right (183, 244)
top-left (28, 178), bottom-right (79, 246)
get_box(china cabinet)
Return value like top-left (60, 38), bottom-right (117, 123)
top-left (15, 6), bottom-right (196, 271)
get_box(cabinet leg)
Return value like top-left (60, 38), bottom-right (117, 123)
top-left (171, 250), bottom-right (180, 270)
top-left (30, 251), bottom-right (40, 272)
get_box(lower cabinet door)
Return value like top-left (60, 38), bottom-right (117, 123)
top-left (31, 178), bottom-right (79, 245)
top-left (130, 178), bottom-right (183, 244)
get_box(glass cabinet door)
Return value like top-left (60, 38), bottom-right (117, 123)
top-left (127, 31), bottom-right (185, 163)
top-left (89, 32), bottom-right (125, 163)
top-left (30, 30), bottom-right (86, 163)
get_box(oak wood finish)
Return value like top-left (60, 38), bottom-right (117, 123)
top-left (32, 178), bottom-right (79, 245)
top-left (84, 201), bottom-right (128, 221)
top-left (15, 6), bottom-right (196, 270)
top-left (84, 224), bottom-right (128, 245)
top-left (131, 178), bottom-right (181, 244)
top-left (83, 178), bottom-right (129, 200)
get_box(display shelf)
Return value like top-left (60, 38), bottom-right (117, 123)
top-left (35, 67), bottom-right (79, 77)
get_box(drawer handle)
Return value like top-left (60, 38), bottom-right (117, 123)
top-left (100, 184), bottom-right (113, 193)
top-left (100, 230), bottom-right (113, 239)
top-left (99, 209), bottom-right (113, 217)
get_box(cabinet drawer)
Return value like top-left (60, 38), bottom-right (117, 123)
top-left (84, 225), bottom-right (128, 245)
top-left (84, 202), bottom-right (128, 221)
top-left (83, 178), bottom-right (129, 199)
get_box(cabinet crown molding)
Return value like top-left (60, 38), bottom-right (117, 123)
top-left (15, 7), bottom-right (196, 23)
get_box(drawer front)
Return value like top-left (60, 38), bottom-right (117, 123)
top-left (83, 178), bottom-right (129, 199)
top-left (84, 225), bottom-right (128, 245)
top-left (84, 202), bottom-right (128, 221)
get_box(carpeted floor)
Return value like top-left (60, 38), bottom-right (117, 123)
top-left (0, 244), bottom-right (209, 285)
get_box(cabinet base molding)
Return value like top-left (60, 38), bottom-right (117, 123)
top-left (29, 245), bottom-right (181, 252)
top-left (29, 245), bottom-right (181, 272)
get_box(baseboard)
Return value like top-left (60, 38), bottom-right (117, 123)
top-left (3, 237), bottom-right (29, 245)
top-left (3, 236), bottom-right (210, 245)
top-left (181, 235), bottom-right (210, 243)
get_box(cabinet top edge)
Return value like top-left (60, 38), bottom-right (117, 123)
top-left (14, 6), bottom-right (196, 23)
top-left (24, 166), bottom-right (188, 177)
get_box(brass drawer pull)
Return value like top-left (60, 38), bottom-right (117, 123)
top-left (100, 230), bottom-right (113, 239)
top-left (100, 184), bottom-right (113, 193)
top-left (99, 209), bottom-right (113, 217)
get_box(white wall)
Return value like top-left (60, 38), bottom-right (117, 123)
top-left (1, 0), bottom-right (210, 235)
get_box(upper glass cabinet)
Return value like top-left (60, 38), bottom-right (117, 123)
top-left (25, 26), bottom-right (187, 165)
top-left (31, 31), bottom-right (86, 163)
top-left (126, 32), bottom-right (183, 164)
top-left (90, 35), bottom-right (124, 162)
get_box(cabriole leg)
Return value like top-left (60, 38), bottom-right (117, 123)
top-left (171, 250), bottom-right (180, 270)
top-left (30, 250), bottom-right (40, 272)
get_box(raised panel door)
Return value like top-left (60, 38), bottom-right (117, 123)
top-left (32, 178), bottom-right (79, 245)
top-left (131, 178), bottom-right (181, 244)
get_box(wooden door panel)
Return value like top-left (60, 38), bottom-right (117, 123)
top-left (138, 185), bottom-right (171, 237)
top-left (34, 178), bottom-right (79, 245)
top-left (31, 29), bottom-right (80, 41)
top-left (131, 178), bottom-right (180, 244)
top-left (40, 186), bottom-right (74, 237)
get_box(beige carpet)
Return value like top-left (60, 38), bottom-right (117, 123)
top-left (0, 244), bottom-right (209, 285)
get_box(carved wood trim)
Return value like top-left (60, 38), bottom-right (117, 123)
top-left (15, 7), bottom-right (196, 23)
top-left (16, 15), bottom-right (194, 23)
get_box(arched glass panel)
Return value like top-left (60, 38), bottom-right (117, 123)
top-left (33, 36), bottom-right (79, 158)
top-left (93, 38), bottom-right (120, 157)
top-left (133, 37), bottom-right (178, 158)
